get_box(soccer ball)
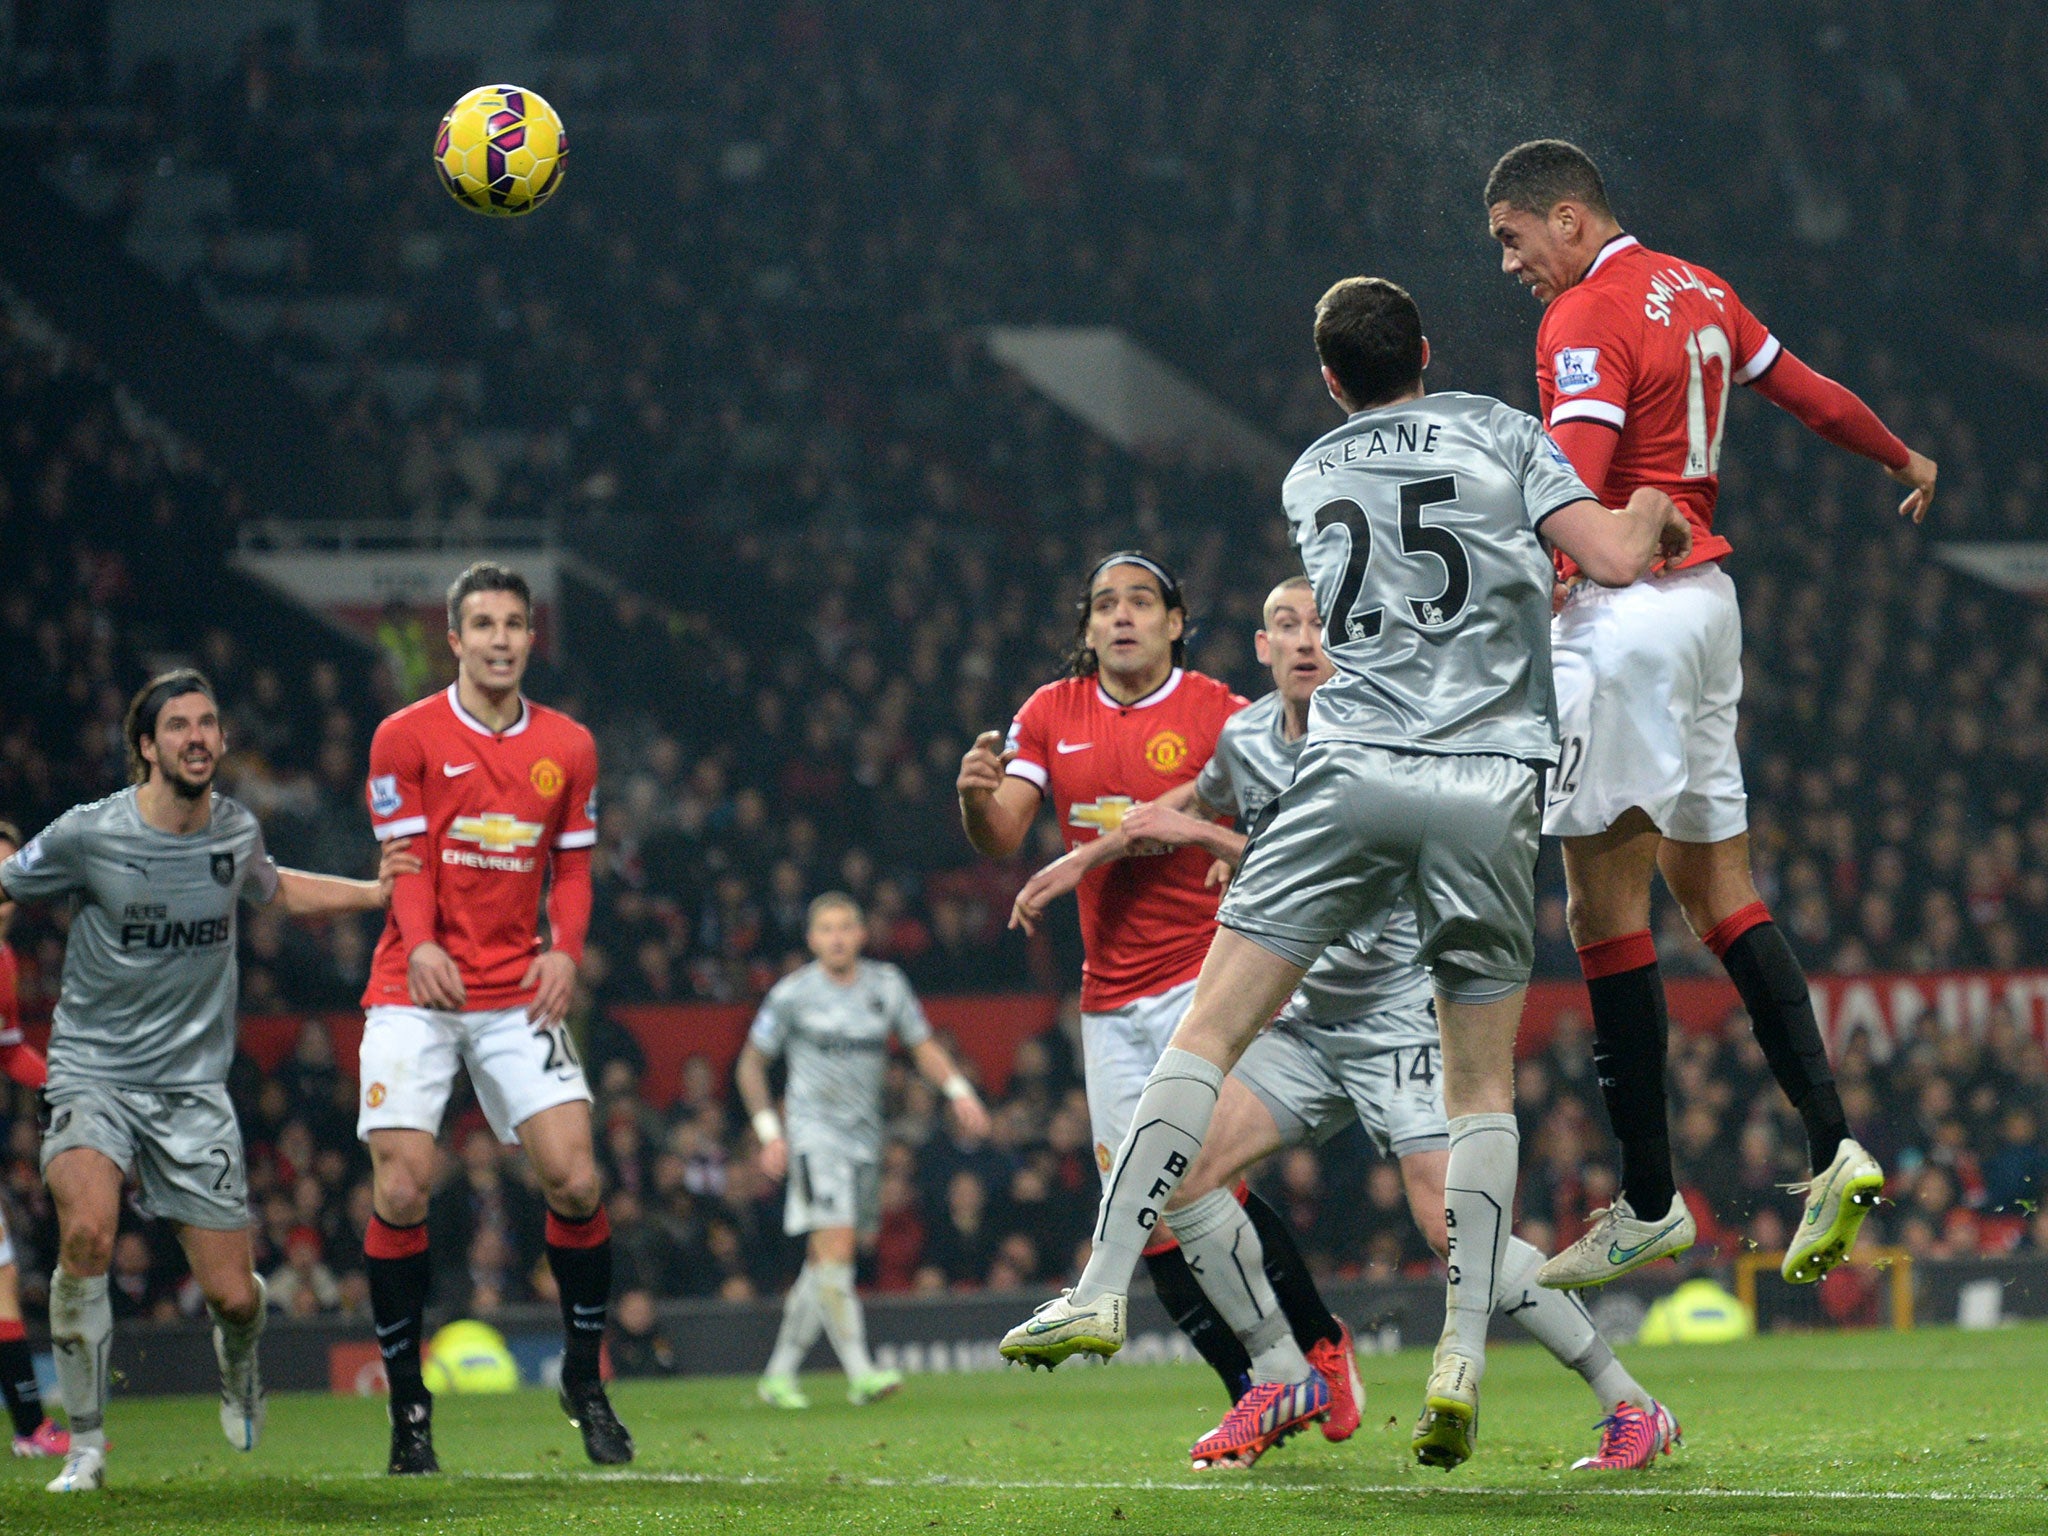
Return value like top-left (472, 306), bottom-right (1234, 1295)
top-left (421, 1318), bottom-right (521, 1393)
top-left (434, 84), bottom-right (566, 216)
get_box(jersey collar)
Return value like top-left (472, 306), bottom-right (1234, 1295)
top-left (1584, 233), bottom-right (1639, 281)
top-left (1097, 666), bottom-right (1184, 712)
top-left (447, 683), bottom-right (531, 738)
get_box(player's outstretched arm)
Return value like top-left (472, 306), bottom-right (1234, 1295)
top-left (957, 730), bottom-right (1042, 858)
top-left (910, 1037), bottom-right (991, 1141)
top-left (1118, 783), bottom-right (1245, 867)
top-left (1748, 349), bottom-right (1936, 522)
top-left (735, 1043), bottom-right (788, 1180)
top-left (275, 837), bottom-right (422, 917)
top-left (1542, 488), bottom-right (1692, 588)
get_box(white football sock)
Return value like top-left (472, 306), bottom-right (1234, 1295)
top-left (1495, 1236), bottom-right (1646, 1412)
top-left (812, 1260), bottom-right (876, 1380)
top-left (49, 1268), bottom-right (111, 1453)
top-left (1172, 1187), bottom-right (1310, 1385)
top-left (765, 1263), bottom-right (825, 1379)
top-left (1439, 1112), bottom-right (1519, 1378)
top-left (1073, 1049), bottom-right (1223, 1307)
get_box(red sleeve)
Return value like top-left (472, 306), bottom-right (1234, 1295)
top-left (1550, 419), bottom-right (1620, 502)
top-left (1746, 346), bottom-right (1910, 471)
top-left (366, 716), bottom-right (428, 842)
top-left (555, 728), bottom-right (599, 852)
top-left (1004, 687), bottom-right (1053, 794)
top-left (545, 846), bottom-right (592, 965)
top-left (0, 1041), bottom-right (46, 1091)
top-left (1537, 291), bottom-right (1636, 437)
top-left (368, 717), bottom-right (437, 952)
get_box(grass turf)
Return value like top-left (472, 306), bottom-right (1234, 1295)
top-left (5, 1324), bottom-right (2044, 1534)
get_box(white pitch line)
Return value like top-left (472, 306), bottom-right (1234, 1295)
top-left (278, 1470), bottom-right (2028, 1501)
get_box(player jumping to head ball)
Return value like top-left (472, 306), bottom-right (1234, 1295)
top-left (1000, 276), bottom-right (1689, 1472)
top-left (1484, 140), bottom-right (1938, 1290)
top-left (356, 562), bottom-right (629, 1475)
top-left (1017, 579), bottom-right (1679, 1472)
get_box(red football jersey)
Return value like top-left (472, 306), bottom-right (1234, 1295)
top-left (1537, 235), bottom-right (1779, 572)
top-left (1006, 667), bottom-right (1247, 1011)
top-left (363, 686), bottom-right (598, 1010)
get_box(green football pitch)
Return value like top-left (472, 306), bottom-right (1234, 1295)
top-left (5, 1325), bottom-right (2043, 1534)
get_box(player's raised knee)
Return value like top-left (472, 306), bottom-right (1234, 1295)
top-left (59, 1221), bottom-right (116, 1277)
top-left (541, 1165), bottom-right (603, 1219)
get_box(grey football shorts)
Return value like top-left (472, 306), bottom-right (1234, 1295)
top-left (40, 1079), bottom-right (249, 1230)
top-left (1216, 740), bottom-right (1542, 1003)
top-left (783, 1148), bottom-right (882, 1238)
top-left (1234, 1012), bottom-right (1449, 1159)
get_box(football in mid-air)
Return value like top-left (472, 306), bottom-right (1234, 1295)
top-left (434, 84), bottom-right (566, 216)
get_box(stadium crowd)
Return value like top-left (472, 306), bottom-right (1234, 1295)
top-left (3, 2), bottom-right (2048, 1331)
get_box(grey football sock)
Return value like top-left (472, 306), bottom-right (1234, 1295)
top-left (813, 1260), bottom-right (876, 1380)
top-left (1496, 1236), bottom-right (1646, 1412)
top-left (49, 1268), bottom-right (111, 1452)
top-left (1438, 1112), bottom-right (1519, 1378)
top-left (1172, 1187), bottom-right (1311, 1385)
top-left (765, 1263), bottom-right (825, 1379)
top-left (1072, 1048), bottom-right (1223, 1307)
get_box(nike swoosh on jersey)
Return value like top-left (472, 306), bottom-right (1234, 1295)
top-left (1056, 740), bottom-right (1093, 754)
top-left (443, 762), bottom-right (478, 777)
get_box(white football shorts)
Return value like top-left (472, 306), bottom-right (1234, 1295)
top-left (1544, 560), bottom-right (1747, 844)
top-left (1081, 977), bottom-right (1196, 1182)
top-left (357, 1004), bottom-right (593, 1146)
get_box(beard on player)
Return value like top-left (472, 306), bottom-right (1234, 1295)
top-left (124, 673), bottom-right (224, 801)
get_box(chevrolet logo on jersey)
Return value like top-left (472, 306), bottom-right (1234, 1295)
top-left (450, 814), bottom-right (545, 852)
top-left (444, 814), bottom-right (545, 872)
top-left (1068, 796), bottom-right (1134, 834)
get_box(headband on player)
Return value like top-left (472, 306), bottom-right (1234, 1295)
top-left (1086, 550), bottom-right (1183, 608)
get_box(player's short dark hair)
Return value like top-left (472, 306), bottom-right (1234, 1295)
top-left (807, 891), bottom-right (863, 926)
top-left (446, 561), bottom-right (533, 633)
top-left (1068, 551), bottom-right (1187, 678)
top-left (1483, 138), bottom-right (1612, 218)
top-left (1313, 278), bottom-right (1425, 409)
top-left (124, 669), bottom-right (218, 784)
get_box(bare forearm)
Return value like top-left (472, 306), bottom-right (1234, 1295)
top-left (735, 1048), bottom-right (774, 1118)
top-left (1194, 824), bottom-right (1249, 868)
top-left (276, 868), bottom-right (383, 916)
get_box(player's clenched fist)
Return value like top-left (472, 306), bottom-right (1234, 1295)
top-left (956, 730), bottom-right (1014, 798)
top-left (1630, 487), bottom-right (1692, 570)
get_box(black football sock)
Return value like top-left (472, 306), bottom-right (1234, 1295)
top-left (1243, 1188), bottom-right (1342, 1350)
top-left (1708, 905), bottom-right (1849, 1171)
top-left (0, 1327), bottom-right (43, 1436)
top-left (546, 1208), bottom-right (614, 1388)
top-left (1144, 1245), bottom-right (1252, 1400)
top-left (366, 1216), bottom-right (433, 1406)
top-left (1578, 931), bottom-right (1677, 1217)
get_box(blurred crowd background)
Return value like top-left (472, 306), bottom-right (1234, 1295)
top-left (2, 1), bottom-right (2045, 1336)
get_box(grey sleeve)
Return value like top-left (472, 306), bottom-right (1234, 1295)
top-left (241, 823), bottom-right (282, 906)
top-left (1193, 739), bottom-right (1240, 818)
top-left (747, 986), bottom-right (791, 1058)
top-left (887, 968), bottom-right (934, 1049)
top-left (0, 811), bottom-right (87, 902)
top-left (1498, 404), bottom-right (1596, 529)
